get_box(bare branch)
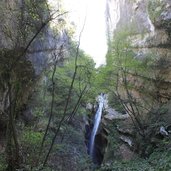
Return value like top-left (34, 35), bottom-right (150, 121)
top-left (42, 15), bottom-right (87, 167)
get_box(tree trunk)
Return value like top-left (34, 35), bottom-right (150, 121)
top-left (5, 81), bottom-right (20, 170)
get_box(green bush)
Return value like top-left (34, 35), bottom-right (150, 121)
top-left (20, 129), bottom-right (43, 169)
top-left (99, 149), bottom-right (171, 171)
top-left (22, 129), bottom-right (43, 146)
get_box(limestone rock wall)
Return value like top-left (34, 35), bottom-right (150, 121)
top-left (106, 0), bottom-right (171, 103)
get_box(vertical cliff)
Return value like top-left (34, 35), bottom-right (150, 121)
top-left (103, 0), bottom-right (171, 165)
top-left (106, 0), bottom-right (171, 103)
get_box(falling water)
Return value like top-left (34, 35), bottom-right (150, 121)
top-left (89, 94), bottom-right (105, 157)
top-left (147, 13), bottom-right (155, 35)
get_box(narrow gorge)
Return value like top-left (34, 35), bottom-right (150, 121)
top-left (0, 0), bottom-right (171, 171)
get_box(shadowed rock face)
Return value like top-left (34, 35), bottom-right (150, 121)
top-left (149, 0), bottom-right (171, 31)
top-left (85, 127), bottom-right (108, 165)
top-left (27, 29), bottom-right (69, 75)
top-left (0, 0), bottom-right (69, 76)
top-left (93, 132), bottom-right (108, 165)
top-left (0, 0), bottom-right (69, 131)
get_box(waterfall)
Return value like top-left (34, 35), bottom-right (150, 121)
top-left (89, 94), bottom-right (105, 157)
top-left (147, 12), bottom-right (155, 35)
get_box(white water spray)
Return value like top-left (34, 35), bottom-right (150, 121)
top-left (89, 94), bottom-right (105, 157)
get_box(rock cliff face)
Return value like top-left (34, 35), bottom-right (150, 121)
top-left (0, 0), bottom-right (69, 75)
top-left (106, 0), bottom-right (171, 103)
top-left (105, 0), bottom-right (171, 159)
top-left (0, 0), bottom-right (69, 127)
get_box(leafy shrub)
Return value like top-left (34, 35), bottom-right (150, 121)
top-left (20, 129), bottom-right (43, 168)
top-left (22, 129), bottom-right (43, 146)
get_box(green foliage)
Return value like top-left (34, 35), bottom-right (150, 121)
top-left (148, 149), bottom-right (171, 170)
top-left (44, 44), bottom-right (96, 119)
top-left (23, 165), bottom-right (53, 171)
top-left (100, 149), bottom-right (171, 171)
top-left (21, 129), bottom-right (43, 146)
top-left (20, 129), bottom-right (43, 168)
top-left (99, 26), bottom-right (163, 107)
top-left (0, 49), bottom-right (34, 131)
top-left (107, 29), bottom-right (154, 75)
top-left (0, 0), bottom-right (50, 46)
top-left (100, 25), bottom-right (171, 168)
top-left (98, 29), bottom-right (149, 110)
top-left (23, 0), bottom-right (50, 36)
top-left (108, 93), bottom-right (125, 113)
top-left (0, 153), bottom-right (7, 171)
top-left (0, 1), bottom-right (94, 170)
top-left (148, 0), bottom-right (164, 23)
top-left (99, 159), bottom-right (153, 171)
top-left (34, 107), bottom-right (44, 117)
top-left (93, 65), bottom-right (112, 93)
